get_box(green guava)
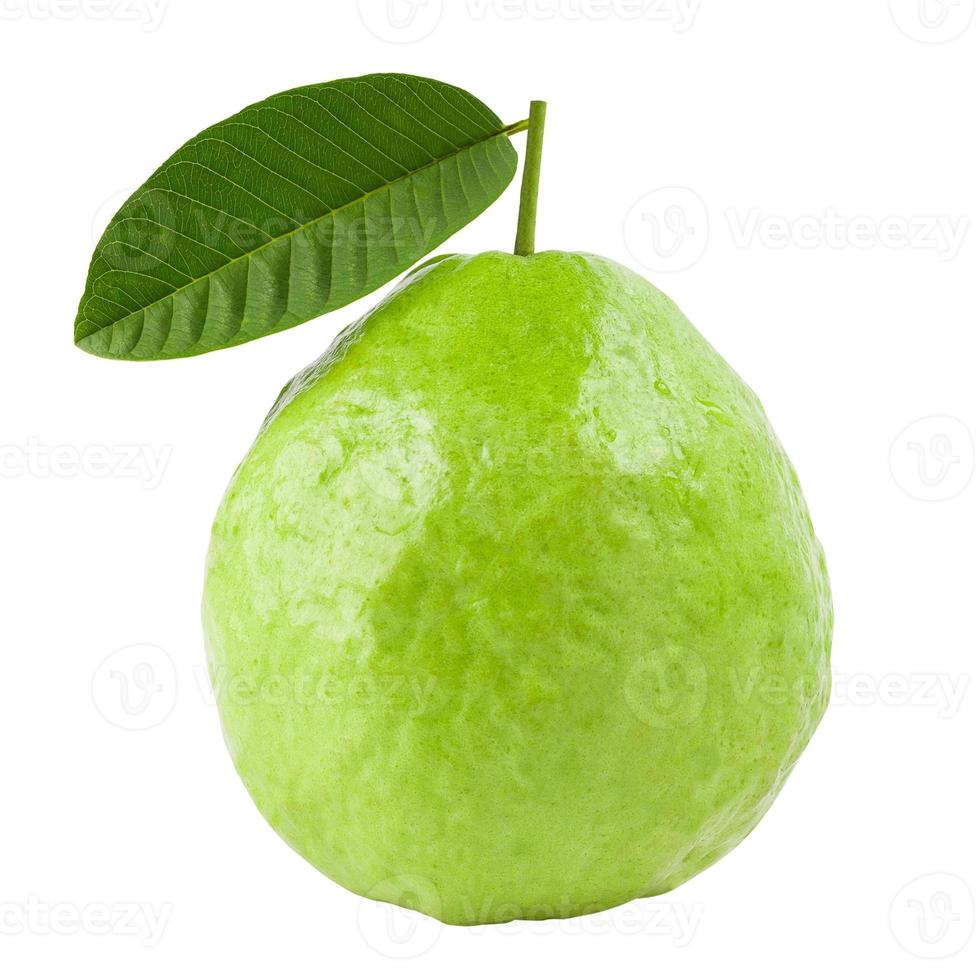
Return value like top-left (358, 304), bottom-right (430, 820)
top-left (203, 251), bottom-right (832, 925)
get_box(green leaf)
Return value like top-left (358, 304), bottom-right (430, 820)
top-left (75, 74), bottom-right (521, 360)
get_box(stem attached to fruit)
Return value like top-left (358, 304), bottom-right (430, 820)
top-left (514, 101), bottom-right (547, 257)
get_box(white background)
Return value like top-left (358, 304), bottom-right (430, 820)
top-left (1, 0), bottom-right (978, 976)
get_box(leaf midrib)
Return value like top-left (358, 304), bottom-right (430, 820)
top-left (77, 120), bottom-right (523, 346)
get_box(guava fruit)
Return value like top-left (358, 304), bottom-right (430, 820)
top-left (203, 250), bottom-right (832, 925)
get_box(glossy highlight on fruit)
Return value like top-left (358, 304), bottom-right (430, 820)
top-left (203, 251), bottom-right (832, 925)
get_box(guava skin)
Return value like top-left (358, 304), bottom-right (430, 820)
top-left (203, 251), bottom-right (832, 925)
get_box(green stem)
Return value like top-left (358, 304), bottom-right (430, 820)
top-left (514, 101), bottom-right (547, 257)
